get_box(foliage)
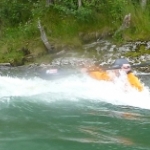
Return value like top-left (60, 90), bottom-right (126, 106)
top-left (0, 0), bottom-right (150, 64)
top-left (0, 0), bottom-right (40, 26)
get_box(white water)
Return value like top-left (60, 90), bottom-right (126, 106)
top-left (0, 74), bottom-right (150, 109)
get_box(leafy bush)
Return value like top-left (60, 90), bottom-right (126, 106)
top-left (0, 0), bottom-right (39, 26)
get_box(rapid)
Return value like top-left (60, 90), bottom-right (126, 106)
top-left (0, 66), bottom-right (150, 150)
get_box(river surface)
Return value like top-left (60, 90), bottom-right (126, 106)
top-left (0, 66), bottom-right (150, 150)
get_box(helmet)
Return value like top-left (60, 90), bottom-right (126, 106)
top-left (112, 58), bottom-right (130, 68)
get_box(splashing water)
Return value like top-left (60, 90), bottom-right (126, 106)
top-left (0, 70), bottom-right (150, 150)
top-left (0, 73), bottom-right (150, 109)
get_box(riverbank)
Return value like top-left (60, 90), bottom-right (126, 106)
top-left (1, 1), bottom-right (150, 66)
top-left (1, 39), bottom-right (150, 74)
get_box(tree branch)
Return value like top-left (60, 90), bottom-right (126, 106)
top-left (38, 20), bottom-right (53, 53)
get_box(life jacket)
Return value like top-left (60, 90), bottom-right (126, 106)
top-left (88, 70), bottom-right (143, 91)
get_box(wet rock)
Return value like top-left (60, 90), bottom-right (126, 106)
top-left (145, 54), bottom-right (150, 60)
top-left (145, 41), bottom-right (150, 50)
top-left (82, 40), bottom-right (150, 72)
top-left (0, 63), bottom-right (11, 66)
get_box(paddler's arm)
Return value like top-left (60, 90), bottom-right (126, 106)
top-left (127, 73), bottom-right (144, 91)
top-left (88, 70), bottom-right (111, 81)
top-left (79, 65), bottom-right (112, 81)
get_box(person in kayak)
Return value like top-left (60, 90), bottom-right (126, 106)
top-left (87, 58), bottom-right (144, 91)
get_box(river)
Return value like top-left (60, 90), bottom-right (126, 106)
top-left (0, 66), bottom-right (150, 150)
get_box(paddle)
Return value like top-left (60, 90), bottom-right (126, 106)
top-left (101, 61), bottom-right (150, 71)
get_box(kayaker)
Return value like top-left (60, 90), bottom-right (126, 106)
top-left (87, 58), bottom-right (144, 91)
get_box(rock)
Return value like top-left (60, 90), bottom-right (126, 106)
top-left (145, 54), bottom-right (150, 60)
top-left (146, 41), bottom-right (150, 50)
top-left (0, 63), bottom-right (11, 66)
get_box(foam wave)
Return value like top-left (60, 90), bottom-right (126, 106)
top-left (0, 74), bottom-right (150, 109)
